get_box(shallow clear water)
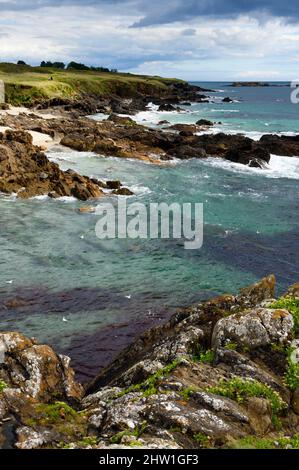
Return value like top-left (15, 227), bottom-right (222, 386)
top-left (1, 83), bottom-right (299, 381)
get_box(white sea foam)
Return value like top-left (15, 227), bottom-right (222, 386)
top-left (127, 184), bottom-right (152, 196)
top-left (201, 154), bottom-right (299, 180)
top-left (210, 109), bottom-right (240, 113)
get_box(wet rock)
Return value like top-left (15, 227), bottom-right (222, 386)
top-left (106, 180), bottom-right (122, 190)
top-left (225, 144), bottom-right (270, 167)
top-left (222, 97), bottom-right (233, 103)
top-left (112, 188), bottom-right (134, 196)
top-left (259, 134), bottom-right (299, 157)
top-left (196, 119), bottom-right (213, 126)
top-left (158, 103), bottom-right (177, 111)
top-left (168, 124), bottom-right (199, 133)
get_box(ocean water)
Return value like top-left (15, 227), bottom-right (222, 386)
top-left (1, 82), bottom-right (299, 381)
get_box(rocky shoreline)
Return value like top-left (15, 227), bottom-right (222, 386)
top-left (1, 275), bottom-right (299, 449)
top-left (1, 80), bottom-right (299, 201)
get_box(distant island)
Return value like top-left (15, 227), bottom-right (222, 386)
top-left (230, 81), bottom-right (289, 87)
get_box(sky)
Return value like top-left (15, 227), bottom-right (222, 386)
top-left (0, 0), bottom-right (299, 80)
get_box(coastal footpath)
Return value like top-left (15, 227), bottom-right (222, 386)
top-left (1, 275), bottom-right (299, 449)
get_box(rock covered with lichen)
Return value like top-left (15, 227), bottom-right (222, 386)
top-left (1, 275), bottom-right (299, 449)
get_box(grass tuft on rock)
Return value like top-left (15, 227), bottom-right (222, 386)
top-left (207, 377), bottom-right (286, 418)
top-left (270, 297), bottom-right (299, 333)
top-left (0, 380), bottom-right (7, 393)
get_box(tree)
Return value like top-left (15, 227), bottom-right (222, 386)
top-left (52, 62), bottom-right (65, 69)
top-left (17, 60), bottom-right (27, 65)
top-left (40, 61), bottom-right (65, 69)
top-left (67, 61), bottom-right (90, 71)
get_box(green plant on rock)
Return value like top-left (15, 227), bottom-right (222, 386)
top-left (0, 380), bottom-right (7, 393)
top-left (285, 346), bottom-right (299, 391)
top-left (207, 377), bottom-right (287, 420)
top-left (75, 436), bottom-right (99, 448)
top-left (34, 401), bottom-right (78, 423)
top-left (228, 434), bottom-right (299, 450)
top-left (192, 348), bottom-right (215, 364)
top-left (180, 386), bottom-right (200, 400)
top-left (110, 421), bottom-right (147, 444)
top-left (270, 297), bottom-right (299, 333)
top-left (193, 433), bottom-right (211, 448)
top-left (115, 359), bottom-right (181, 399)
top-left (224, 342), bottom-right (238, 351)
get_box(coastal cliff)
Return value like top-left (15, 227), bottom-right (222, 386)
top-left (1, 275), bottom-right (299, 449)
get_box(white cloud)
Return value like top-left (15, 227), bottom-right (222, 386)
top-left (0, 6), bottom-right (299, 79)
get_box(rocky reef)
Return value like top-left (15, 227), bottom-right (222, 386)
top-left (1, 275), bottom-right (299, 449)
top-left (0, 129), bottom-right (134, 200)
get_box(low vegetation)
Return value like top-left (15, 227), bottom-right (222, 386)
top-left (270, 296), bottom-right (299, 333)
top-left (0, 380), bottom-right (7, 393)
top-left (115, 359), bottom-right (182, 399)
top-left (228, 434), bottom-right (299, 449)
top-left (207, 377), bottom-right (287, 421)
top-left (0, 62), bottom-right (183, 106)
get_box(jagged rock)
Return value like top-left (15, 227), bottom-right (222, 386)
top-left (196, 119), bottom-right (213, 126)
top-left (225, 144), bottom-right (270, 168)
top-left (259, 134), bottom-right (299, 157)
top-left (0, 130), bottom-right (103, 200)
top-left (168, 124), bottom-right (199, 133)
top-left (112, 187), bottom-right (134, 196)
top-left (236, 274), bottom-right (276, 307)
top-left (285, 283), bottom-right (299, 297)
top-left (212, 308), bottom-right (293, 351)
top-left (2, 276), bottom-right (299, 449)
top-left (0, 332), bottom-right (83, 402)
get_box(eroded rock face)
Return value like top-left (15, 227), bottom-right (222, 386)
top-left (0, 332), bottom-right (83, 402)
top-left (0, 130), bottom-right (103, 200)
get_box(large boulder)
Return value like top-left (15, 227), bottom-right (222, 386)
top-left (0, 332), bottom-right (83, 402)
top-left (259, 134), bottom-right (299, 157)
top-left (212, 308), bottom-right (294, 350)
top-left (0, 130), bottom-right (103, 200)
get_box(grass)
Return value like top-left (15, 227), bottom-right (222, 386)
top-left (180, 386), bottom-right (200, 400)
top-left (207, 377), bottom-right (287, 423)
top-left (228, 434), bottom-right (299, 450)
top-left (25, 401), bottom-right (81, 428)
top-left (0, 380), bottom-right (7, 393)
top-left (270, 296), bottom-right (299, 333)
top-left (0, 62), bottom-right (184, 106)
top-left (192, 348), bottom-right (215, 364)
top-left (110, 422), bottom-right (147, 444)
top-left (193, 433), bottom-right (211, 447)
top-left (285, 346), bottom-right (299, 391)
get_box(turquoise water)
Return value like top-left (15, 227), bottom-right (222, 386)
top-left (1, 83), bottom-right (299, 381)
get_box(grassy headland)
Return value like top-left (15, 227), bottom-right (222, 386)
top-left (0, 62), bottom-right (184, 106)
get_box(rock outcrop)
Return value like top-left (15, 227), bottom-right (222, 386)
top-left (0, 130), bottom-right (104, 200)
top-left (1, 275), bottom-right (299, 449)
top-left (0, 113), bottom-right (274, 168)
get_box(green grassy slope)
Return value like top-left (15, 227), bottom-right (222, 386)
top-left (0, 63), bottom-right (183, 106)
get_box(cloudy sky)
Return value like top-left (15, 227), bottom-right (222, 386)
top-left (1, 0), bottom-right (299, 80)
